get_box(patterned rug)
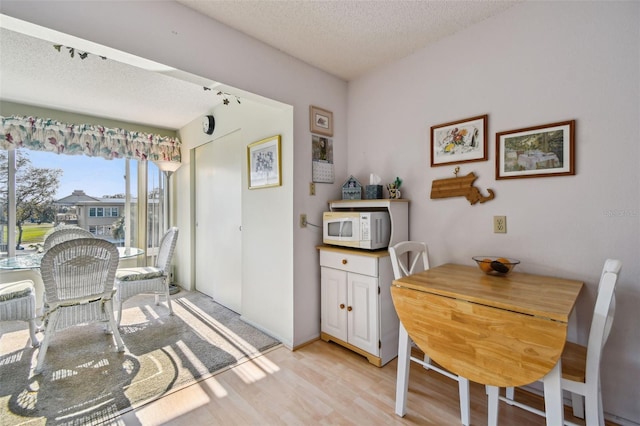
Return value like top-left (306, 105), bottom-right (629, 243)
top-left (0, 290), bottom-right (281, 425)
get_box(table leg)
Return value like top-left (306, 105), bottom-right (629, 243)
top-left (543, 360), bottom-right (565, 426)
top-left (487, 385), bottom-right (500, 426)
top-left (395, 322), bottom-right (411, 417)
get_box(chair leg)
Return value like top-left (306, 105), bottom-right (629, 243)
top-left (116, 297), bottom-right (124, 327)
top-left (458, 377), bottom-right (470, 426)
top-left (27, 318), bottom-right (40, 348)
top-left (582, 381), bottom-right (603, 426)
top-left (395, 323), bottom-right (412, 417)
top-left (487, 385), bottom-right (500, 426)
top-left (165, 286), bottom-right (173, 316)
top-left (505, 386), bottom-right (515, 401)
top-left (35, 310), bottom-right (60, 374)
top-left (104, 299), bottom-right (125, 352)
top-left (571, 392), bottom-right (585, 419)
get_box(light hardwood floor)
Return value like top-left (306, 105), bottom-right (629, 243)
top-left (116, 340), bottom-right (604, 426)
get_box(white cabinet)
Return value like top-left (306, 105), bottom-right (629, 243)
top-left (319, 247), bottom-right (398, 366)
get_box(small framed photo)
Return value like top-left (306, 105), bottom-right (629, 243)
top-left (310, 105), bottom-right (333, 136)
top-left (496, 120), bottom-right (575, 180)
top-left (247, 135), bottom-right (282, 189)
top-left (430, 114), bottom-right (488, 166)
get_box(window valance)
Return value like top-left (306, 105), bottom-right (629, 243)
top-left (1, 115), bottom-right (181, 163)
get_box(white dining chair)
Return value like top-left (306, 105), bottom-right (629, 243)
top-left (35, 238), bottom-right (125, 374)
top-left (115, 227), bottom-right (179, 326)
top-left (390, 241), bottom-right (471, 426)
top-left (490, 258), bottom-right (622, 426)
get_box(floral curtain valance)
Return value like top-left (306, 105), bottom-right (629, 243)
top-left (1, 115), bottom-right (181, 163)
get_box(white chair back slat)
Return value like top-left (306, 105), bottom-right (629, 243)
top-left (389, 241), bottom-right (429, 279)
top-left (585, 259), bottom-right (621, 384)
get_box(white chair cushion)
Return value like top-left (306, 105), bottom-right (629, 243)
top-left (116, 267), bottom-right (164, 281)
top-left (0, 280), bottom-right (34, 302)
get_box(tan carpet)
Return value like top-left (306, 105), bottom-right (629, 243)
top-left (0, 290), bottom-right (280, 425)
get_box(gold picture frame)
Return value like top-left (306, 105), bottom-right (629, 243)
top-left (247, 135), bottom-right (282, 189)
top-left (309, 105), bottom-right (333, 136)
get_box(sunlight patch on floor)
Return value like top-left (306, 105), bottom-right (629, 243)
top-left (140, 304), bottom-right (161, 321)
top-left (246, 350), bottom-right (280, 374)
top-left (173, 297), bottom-right (259, 357)
top-left (202, 376), bottom-right (229, 398)
top-left (134, 380), bottom-right (212, 422)
top-left (175, 339), bottom-right (210, 378)
top-left (232, 357), bottom-right (269, 383)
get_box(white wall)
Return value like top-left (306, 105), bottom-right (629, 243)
top-left (176, 97), bottom-right (295, 344)
top-left (1, 1), bottom-right (348, 349)
top-left (348, 2), bottom-right (639, 423)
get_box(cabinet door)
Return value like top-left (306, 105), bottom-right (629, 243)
top-left (347, 272), bottom-right (379, 355)
top-left (321, 266), bottom-right (348, 341)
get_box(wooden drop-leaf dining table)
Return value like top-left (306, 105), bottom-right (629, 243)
top-left (391, 263), bottom-right (584, 425)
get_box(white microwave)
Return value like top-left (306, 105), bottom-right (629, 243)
top-left (323, 211), bottom-right (391, 250)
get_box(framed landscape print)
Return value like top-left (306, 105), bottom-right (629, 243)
top-left (496, 120), bottom-right (575, 180)
top-left (430, 114), bottom-right (488, 166)
top-left (309, 105), bottom-right (333, 137)
top-left (247, 135), bottom-right (282, 189)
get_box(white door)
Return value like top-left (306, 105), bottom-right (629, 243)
top-left (348, 272), bottom-right (378, 355)
top-left (320, 266), bottom-right (348, 341)
top-left (195, 130), bottom-right (242, 312)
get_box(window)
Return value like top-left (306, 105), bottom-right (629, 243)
top-left (1, 149), bottom-right (166, 260)
top-left (90, 207), bottom-right (119, 217)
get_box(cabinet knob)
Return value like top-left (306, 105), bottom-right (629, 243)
top-left (342, 259), bottom-right (348, 265)
top-left (347, 306), bottom-right (353, 312)
top-left (339, 303), bottom-right (345, 309)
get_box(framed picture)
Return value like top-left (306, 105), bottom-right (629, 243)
top-left (247, 135), bottom-right (282, 189)
top-left (430, 114), bottom-right (488, 166)
top-left (496, 120), bottom-right (575, 180)
top-left (310, 105), bottom-right (333, 136)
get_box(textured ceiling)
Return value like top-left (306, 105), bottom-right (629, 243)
top-left (0, 1), bottom-right (518, 130)
top-left (0, 23), bottom-right (222, 130)
top-left (177, 0), bottom-right (518, 80)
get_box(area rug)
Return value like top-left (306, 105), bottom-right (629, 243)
top-left (0, 291), bottom-right (281, 425)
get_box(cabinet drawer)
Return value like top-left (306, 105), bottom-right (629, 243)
top-left (320, 250), bottom-right (378, 276)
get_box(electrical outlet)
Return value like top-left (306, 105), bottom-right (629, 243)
top-left (493, 216), bottom-right (507, 233)
top-left (300, 214), bottom-right (307, 228)
top-left (309, 182), bottom-right (316, 196)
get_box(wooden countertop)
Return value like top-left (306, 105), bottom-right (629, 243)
top-left (316, 244), bottom-right (390, 258)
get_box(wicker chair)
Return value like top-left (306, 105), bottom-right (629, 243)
top-left (0, 279), bottom-right (39, 347)
top-left (115, 227), bottom-right (179, 326)
top-left (43, 226), bottom-right (94, 251)
top-left (35, 238), bottom-right (125, 374)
